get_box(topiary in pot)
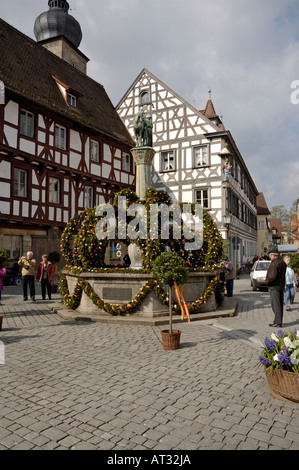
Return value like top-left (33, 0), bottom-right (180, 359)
top-left (152, 251), bottom-right (189, 350)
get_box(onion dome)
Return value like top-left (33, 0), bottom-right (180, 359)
top-left (34, 0), bottom-right (82, 48)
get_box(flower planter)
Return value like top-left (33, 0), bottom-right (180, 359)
top-left (161, 329), bottom-right (181, 350)
top-left (264, 367), bottom-right (299, 403)
top-left (0, 315), bottom-right (3, 331)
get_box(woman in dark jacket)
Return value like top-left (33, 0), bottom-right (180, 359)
top-left (36, 254), bottom-right (54, 300)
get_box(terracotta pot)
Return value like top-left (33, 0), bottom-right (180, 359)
top-left (264, 366), bottom-right (299, 403)
top-left (161, 329), bottom-right (181, 350)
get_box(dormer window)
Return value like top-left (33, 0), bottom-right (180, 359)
top-left (52, 75), bottom-right (82, 110)
top-left (67, 93), bottom-right (77, 108)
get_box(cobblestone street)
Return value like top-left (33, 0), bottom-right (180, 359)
top-left (0, 275), bottom-right (299, 451)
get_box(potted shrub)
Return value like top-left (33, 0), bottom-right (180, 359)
top-left (152, 251), bottom-right (189, 350)
top-left (258, 329), bottom-right (299, 403)
top-left (48, 251), bottom-right (61, 293)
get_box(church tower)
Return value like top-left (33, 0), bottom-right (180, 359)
top-left (34, 0), bottom-right (89, 73)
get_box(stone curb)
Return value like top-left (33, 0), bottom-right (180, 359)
top-left (52, 298), bottom-right (237, 326)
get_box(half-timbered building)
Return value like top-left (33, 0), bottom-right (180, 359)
top-left (117, 68), bottom-right (258, 267)
top-left (0, 2), bottom-right (135, 266)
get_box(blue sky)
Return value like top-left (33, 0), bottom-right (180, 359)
top-left (1, 0), bottom-right (299, 213)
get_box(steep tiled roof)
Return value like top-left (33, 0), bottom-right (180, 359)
top-left (269, 218), bottom-right (282, 237)
top-left (0, 19), bottom-right (134, 146)
top-left (256, 192), bottom-right (271, 215)
top-left (200, 99), bottom-right (218, 119)
top-left (200, 99), bottom-right (225, 130)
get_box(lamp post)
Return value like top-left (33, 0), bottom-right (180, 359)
top-left (223, 214), bottom-right (231, 226)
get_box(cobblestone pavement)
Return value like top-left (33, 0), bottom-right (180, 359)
top-left (0, 276), bottom-right (299, 451)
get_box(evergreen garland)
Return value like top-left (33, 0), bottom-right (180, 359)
top-left (60, 274), bottom-right (223, 316)
top-left (60, 186), bottom-right (224, 314)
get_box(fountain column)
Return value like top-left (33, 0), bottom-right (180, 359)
top-left (131, 146), bottom-right (155, 200)
top-left (128, 111), bottom-right (155, 268)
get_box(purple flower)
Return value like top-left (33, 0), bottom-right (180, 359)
top-left (277, 348), bottom-right (292, 366)
top-left (259, 356), bottom-right (271, 367)
top-left (277, 330), bottom-right (284, 338)
top-left (264, 338), bottom-right (276, 352)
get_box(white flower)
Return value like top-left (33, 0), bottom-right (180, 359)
top-left (284, 337), bottom-right (295, 349)
top-left (273, 354), bottom-right (279, 361)
top-left (271, 333), bottom-right (279, 342)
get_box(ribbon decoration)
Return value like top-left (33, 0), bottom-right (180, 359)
top-left (174, 281), bottom-right (190, 323)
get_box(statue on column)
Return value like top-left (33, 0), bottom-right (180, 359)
top-left (130, 110), bottom-right (155, 268)
top-left (133, 109), bottom-right (153, 147)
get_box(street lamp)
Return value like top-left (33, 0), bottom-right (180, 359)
top-left (223, 214), bottom-right (231, 226)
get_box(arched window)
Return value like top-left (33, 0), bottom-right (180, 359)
top-left (140, 91), bottom-right (150, 105)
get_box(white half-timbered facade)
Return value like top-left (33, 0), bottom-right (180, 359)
top-left (117, 68), bottom-right (258, 267)
top-left (0, 16), bottom-right (135, 264)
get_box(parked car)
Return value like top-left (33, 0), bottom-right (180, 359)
top-left (250, 260), bottom-right (271, 291)
top-left (3, 275), bottom-right (21, 286)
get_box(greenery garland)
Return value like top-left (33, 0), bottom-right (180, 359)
top-left (60, 187), bottom-right (223, 272)
top-left (59, 273), bottom-right (224, 316)
top-left (60, 186), bottom-right (224, 315)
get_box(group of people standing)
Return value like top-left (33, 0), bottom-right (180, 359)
top-left (18, 252), bottom-right (54, 301)
top-left (0, 252), bottom-right (55, 303)
top-left (266, 247), bottom-right (297, 328)
top-left (223, 248), bottom-right (298, 328)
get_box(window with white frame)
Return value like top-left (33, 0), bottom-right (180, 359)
top-left (67, 93), bottom-right (77, 108)
top-left (193, 145), bottom-right (208, 167)
top-left (84, 186), bottom-right (94, 208)
top-left (90, 139), bottom-right (100, 162)
top-left (55, 124), bottom-right (67, 150)
top-left (3, 235), bottom-right (23, 260)
top-left (49, 177), bottom-right (60, 204)
top-left (13, 168), bottom-right (27, 197)
top-left (122, 153), bottom-right (131, 172)
top-left (161, 150), bottom-right (175, 171)
top-left (194, 188), bottom-right (209, 209)
top-left (140, 91), bottom-right (150, 105)
top-left (20, 109), bottom-right (34, 138)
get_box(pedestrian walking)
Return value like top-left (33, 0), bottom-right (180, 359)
top-left (266, 246), bottom-right (286, 327)
top-left (18, 251), bottom-right (36, 301)
top-left (283, 256), bottom-right (296, 311)
top-left (223, 257), bottom-right (234, 297)
top-left (36, 254), bottom-right (54, 300)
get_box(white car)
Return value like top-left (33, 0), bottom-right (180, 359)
top-left (250, 260), bottom-right (271, 291)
